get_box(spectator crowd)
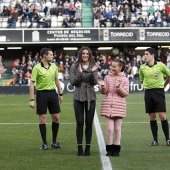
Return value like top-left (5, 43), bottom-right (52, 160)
top-left (1, 48), bottom-right (170, 86)
top-left (0, 0), bottom-right (170, 28)
top-left (0, 0), bottom-right (82, 28)
top-left (93, 0), bottom-right (170, 27)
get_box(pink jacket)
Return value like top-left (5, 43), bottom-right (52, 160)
top-left (100, 72), bottom-right (129, 118)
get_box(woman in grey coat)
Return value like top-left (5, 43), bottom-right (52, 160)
top-left (70, 46), bottom-right (99, 156)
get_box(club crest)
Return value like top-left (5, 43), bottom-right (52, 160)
top-left (154, 73), bottom-right (158, 79)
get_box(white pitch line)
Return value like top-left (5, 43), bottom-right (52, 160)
top-left (0, 102), bottom-right (146, 106)
top-left (0, 123), bottom-right (76, 125)
top-left (0, 122), bottom-right (155, 125)
top-left (94, 111), bottom-right (112, 170)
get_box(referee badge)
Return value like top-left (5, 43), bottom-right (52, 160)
top-left (52, 75), bottom-right (55, 80)
top-left (154, 73), bottom-right (158, 79)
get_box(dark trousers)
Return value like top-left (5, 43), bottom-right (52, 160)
top-left (74, 100), bottom-right (96, 145)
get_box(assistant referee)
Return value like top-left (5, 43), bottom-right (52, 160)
top-left (139, 47), bottom-right (170, 146)
top-left (29, 48), bottom-right (63, 150)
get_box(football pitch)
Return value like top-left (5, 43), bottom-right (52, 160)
top-left (0, 93), bottom-right (170, 170)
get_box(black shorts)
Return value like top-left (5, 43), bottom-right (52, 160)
top-left (144, 88), bottom-right (166, 113)
top-left (36, 89), bottom-right (61, 115)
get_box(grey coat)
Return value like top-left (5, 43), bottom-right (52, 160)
top-left (70, 63), bottom-right (98, 109)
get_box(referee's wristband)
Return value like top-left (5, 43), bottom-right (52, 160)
top-left (59, 94), bottom-right (63, 96)
top-left (30, 99), bottom-right (34, 101)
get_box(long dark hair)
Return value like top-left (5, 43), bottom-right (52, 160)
top-left (76, 46), bottom-right (94, 68)
top-left (112, 59), bottom-right (126, 72)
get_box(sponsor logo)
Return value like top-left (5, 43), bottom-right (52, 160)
top-left (139, 29), bottom-right (145, 40)
top-left (130, 82), bottom-right (143, 91)
top-left (146, 32), bottom-right (169, 37)
top-left (110, 32), bottom-right (133, 37)
top-left (61, 81), bottom-right (170, 93)
top-left (103, 29), bottom-right (109, 41)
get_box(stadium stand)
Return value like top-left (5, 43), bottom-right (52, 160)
top-left (0, 0), bottom-right (84, 28)
top-left (0, 0), bottom-right (170, 28)
top-left (92, 0), bottom-right (170, 27)
top-left (1, 47), bottom-right (166, 86)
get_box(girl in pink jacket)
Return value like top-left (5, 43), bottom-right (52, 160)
top-left (99, 59), bottom-right (129, 156)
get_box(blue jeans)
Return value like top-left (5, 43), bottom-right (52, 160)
top-left (131, 12), bottom-right (137, 17)
top-left (37, 22), bottom-right (45, 28)
top-left (155, 22), bottom-right (163, 27)
top-left (7, 23), bottom-right (15, 28)
top-left (134, 21), bottom-right (143, 27)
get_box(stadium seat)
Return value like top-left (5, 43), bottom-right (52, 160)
top-left (3, 17), bottom-right (8, 22)
top-left (27, 22), bottom-right (31, 27)
top-left (141, 0), bottom-right (147, 7)
top-left (75, 22), bottom-right (82, 27)
top-left (52, 3), bottom-right (57, 7)
top-left (125, 23), bottom-right (130, 27)
top-left (39, 12), bottom-right (45, 17)
top-left (147, 1), bottom-right (153, 6)
top-left (154, 6), bottom-right (159, 10)
top-left (149, 15), bottom-right (154, 21)
top-left (159, 6), bottom-right (165, 11)
top-left (51, 21), bottom-right (58, 27)
top-left (58, 16), bottom-right (63, 22)
top-left (159, 0), bottom-right (165, 6)
top-left (106, 21), bottom-right (112, 27)
top-left (33, 22), bottom-right (38, 28)
top-left (16, 22), bottom-right (21, 28)
top-left (46, 2), bottom-right (52, 7)
top-left (51, 16), bottom-right (57, 22)
top-left (131, 16), bottom-right (137, 22)
top-left (21, 22), bottom-right (27, 28)
top-left (153, 2), bottom-right (159, 6)
top-left (142, 6), bottom-right (148, 11)
top-left (4, 2), bottom-right (9, 6)
top-left (142, 11), bottom-right (148, 17)
top-left (93, 19), bottom-right (99, 27)
top-left (163, 21), bottom-right (167, 27)
top-left (35, 3), bottom-right (40, 7)
top-left (4, 0), bottom-right (10, 3)
top-left (1, 22), bottom-right (7, 28)
top-left (57, 21), bottom-right (63, 27)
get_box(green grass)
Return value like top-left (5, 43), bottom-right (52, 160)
top-left (96, 93), bottom-right (170, 170)
top-left (1, 94), bottom-right (170, 170)
top-left (0, 95), bottom-right (101, 170)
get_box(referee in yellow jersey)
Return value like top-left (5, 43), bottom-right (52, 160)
top-left (29, 48), bottom-right (63, 150)
top-left (139, 48), bottom-right (170, 146)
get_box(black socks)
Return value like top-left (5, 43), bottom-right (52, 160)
top-left (161, 119), bottom-right (170, 141)
top-left (39, 124), bottom-right (47, 145)
top-left (52, 122), bottom-right (59, 143)
top-left (150, 120), bottom-right (158, 141)
top-left (150, 119), bottom-right (170, 141)
top-left (39, 122), bottom-right (59, 145)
